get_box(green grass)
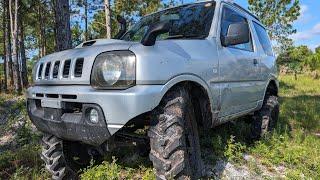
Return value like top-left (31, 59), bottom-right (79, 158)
top-left (82, 75), bottom-right (320, 179)
top-left (203, 74), bottom-right (320, 178)
top-left (0, 74), bottom-right (319, 179)
top-left (249, 75), bottom-right (320, 178)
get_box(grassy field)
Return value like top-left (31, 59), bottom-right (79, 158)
top-left (0, 74), bottom-right (319, 179)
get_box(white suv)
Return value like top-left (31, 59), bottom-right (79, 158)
top-left (27, 1), bottom-right (279, 179)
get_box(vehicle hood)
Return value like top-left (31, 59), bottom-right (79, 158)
top-left (40, 39), bottom-right (136, 63)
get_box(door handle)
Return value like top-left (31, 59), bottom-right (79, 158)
top-left (253, 59), bottom-right (258, 65)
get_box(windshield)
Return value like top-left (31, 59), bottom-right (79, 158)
top-left (121, 1), bottom-right (216, 42)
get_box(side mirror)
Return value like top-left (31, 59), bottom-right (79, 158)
top-left (221, 22), bottom-right (250, 47)
top-left (114, 16), bottom-right (127, 39)
top-left (141, 21), bottom-right (171, 46)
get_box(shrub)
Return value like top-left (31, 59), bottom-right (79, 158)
top-left (224, 135), bottom-right (246, 163)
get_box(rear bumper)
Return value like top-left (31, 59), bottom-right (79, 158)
top-left (26, 85), bottom-right (165, 145)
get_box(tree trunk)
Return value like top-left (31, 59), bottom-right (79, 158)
top-left (5, 0), bottom-right (14, 88)
top-left (19, 17), bottom-right (28, 87)
top-left (84, 0), bottom-right (88, 41)
top-left (9, 0), bottom-right (22, 93)
top-left (54, 0), bottom-right (72, 51)
top-left (2, 0), bottom-right (8, 91)
top-left (38, 1), bottom-right (46, 57)
top-left (104, 0), bottom-right (111, 39)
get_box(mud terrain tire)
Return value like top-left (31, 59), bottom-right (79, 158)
top-left (251, 95), bottom-right (279, 140)
top-left (148, 86), bottom-right (203, 179)
top-left (41, 134), bottom-right (78, 180)
top-left (41, 134), bottom-right (97, 180)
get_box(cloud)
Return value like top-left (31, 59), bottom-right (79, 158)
top-left (291, 23), bottom-right (320, 41)
top-left (312, 23), bottom-right (320, 34)
top-left (291, 32), bottom-right (312, 41)
top-left (310, 44), bottom-right (320, 51)
top-left (295, 5), bottom-right (312, 24)
top-left (300, 4), bottom-right (308, 13)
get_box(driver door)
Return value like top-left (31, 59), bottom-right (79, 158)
top-left (217, 5), bottom-right (261, 118)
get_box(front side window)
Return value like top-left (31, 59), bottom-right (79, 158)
top-left (121, 2), bottom-right (216, 42)
top-left (220, 7), bottom-right (253, 51)
top-left (253, 22), bottom-right (273, 56)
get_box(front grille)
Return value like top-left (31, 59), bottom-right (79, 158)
top-left (33, 93), bottom-right (78, 100)
top-left (74, 58), bottom-right (84, 77)
top-left (63, 60), bottom-right (71, 78)
top-left (53, 61), bottom-right (60, 78)
top-left (36, 58), bottom-right (85, 81)
top-left (44, 62), bottom-right (51, 79)
top-left (38, 64), bottom-right (43, 79)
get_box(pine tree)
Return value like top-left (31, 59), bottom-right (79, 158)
top-left (104, 0), bottom-right (111, 39)
top-left (54, 0), bottom-right (72, 51)
top-left (248, 0), bottom-right (300, 53)
top-left (9, 0), bottom-right (22, 93)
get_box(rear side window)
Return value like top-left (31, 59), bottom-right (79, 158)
top-left (220, 7), bottom-right (253, 52)
top-left (253, 22), bottom-right (273, 56)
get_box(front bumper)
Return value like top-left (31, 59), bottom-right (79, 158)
top-left (27, 100), bottom-right (109, 146)
top-left (26, 85), bottom-right (165, 145)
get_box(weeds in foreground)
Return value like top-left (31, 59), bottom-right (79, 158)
top-left (224, 135), bottom-right (246, 164)
top-left (81, 157), bottom-right (156, 180)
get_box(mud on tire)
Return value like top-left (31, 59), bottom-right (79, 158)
top-left (41, 134), bottom-right (78, 180)
top-left (251, 95), bottom-right (280, 140)
top-left (148, 86), bottom-right (203, 179)
top-left (41, 134), bottom-right (98, 180)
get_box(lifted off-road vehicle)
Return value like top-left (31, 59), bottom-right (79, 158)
top-left (27, 0), bottom-right (279, 179)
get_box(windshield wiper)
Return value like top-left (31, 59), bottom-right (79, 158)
top-left (166, 34), bottom-right (207, 40)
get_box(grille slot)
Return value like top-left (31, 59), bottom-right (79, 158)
top-left (74, 58), bottom-right (84, 77)
top-left (36, 93), bottom-right (44, 97)
top-left (53, 61), bottom-right (60, 78)
top-left (62, 94), bottom-right (77, 99)
top-left (38, 64), bottom-right (43, 79)
top-left (46, 94), bottom-right (59, 98)
top-left (45, 62), bottom-right (51, 79)
top-left (63, 60), bottom-right (71, 78)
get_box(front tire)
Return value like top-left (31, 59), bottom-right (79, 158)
top-left (41, 134), bottom-right (99, 180)
top-left (41, 134), bottom-right (78, 180)
top-left (148, 86), bottom-right (203, 179)
top-left (251, 95), bottom-right (280, 140)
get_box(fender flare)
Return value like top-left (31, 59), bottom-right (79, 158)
top-left (261, 76), bottom-right (279, 105)
top-left (158, 74), bottom-right (215, 113)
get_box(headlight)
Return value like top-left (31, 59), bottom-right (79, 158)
top-left (91, 51), bottom-right (136, 89)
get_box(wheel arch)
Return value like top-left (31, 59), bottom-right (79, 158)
top-left (115, 75), bottom-right (215, 133)
top-left (265, 79), bottom-right (279, 97)
top-left (160, 74), bottom-right (215, 127)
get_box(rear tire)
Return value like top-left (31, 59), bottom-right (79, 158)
top-left (251, 95), bottom-right (280, 140)
top-left (148, 86), bottom-right (203, 179)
